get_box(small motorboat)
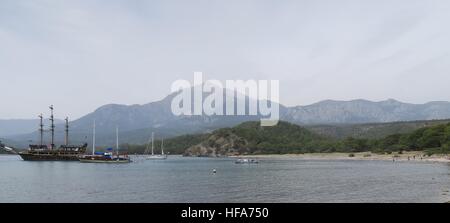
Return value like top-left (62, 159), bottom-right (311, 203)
top-left (235, 158), bottom-right (259, 164)
top-left (0, 141), bottom-right (16, 153)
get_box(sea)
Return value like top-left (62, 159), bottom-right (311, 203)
top-left (1, 155), bottom-right (449, 203)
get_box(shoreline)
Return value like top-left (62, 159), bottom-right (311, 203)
top-left (3, 152), bottom-right (450, 163)
top-left (232, 151), bottom-right (450, 163)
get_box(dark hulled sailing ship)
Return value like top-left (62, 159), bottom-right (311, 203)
top-left (18, 106), bottom-right (87, 161)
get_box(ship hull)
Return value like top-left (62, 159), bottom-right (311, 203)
top-left (80, 159), bottom-right (130, 163)
top-left (19, 152), bottom-right (81, 161)
top-left (79, 158), bottom-right (131, 163)
top-left (146, 155), bottom-right (167, 160)
top-left (19, 143), bottom-right (88, 161)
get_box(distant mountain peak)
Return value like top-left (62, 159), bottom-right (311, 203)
top-left (380, 98), bottom-right (403, 104)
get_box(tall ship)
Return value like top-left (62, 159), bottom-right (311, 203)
top-left (18, 106), bottom-right (88, 161)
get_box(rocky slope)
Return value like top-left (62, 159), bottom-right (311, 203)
top-left (184, 121), bottom-right (325, 157)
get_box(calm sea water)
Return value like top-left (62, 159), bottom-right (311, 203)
top-left (1, 155), bottom-right (449, 203)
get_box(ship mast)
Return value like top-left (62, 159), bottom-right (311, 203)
top-left (38, 114), bottom-right (44, 146)
top-left (64, 117), bottom-right (69, 146)
top-left (49, 105), bottom-right (55, 150)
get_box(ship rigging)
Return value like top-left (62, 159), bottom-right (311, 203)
top-left (18, 106), bottom-right (87, 161)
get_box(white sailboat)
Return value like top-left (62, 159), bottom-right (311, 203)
top-left (146, 132), bottom-right (168, 160)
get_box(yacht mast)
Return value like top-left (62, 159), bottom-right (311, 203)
top-left (161, 138), bottom-right (164, 155)
top-left (151, 132), bottom-right (154, 156)
top-left (145, 136), bottom-right (152, 155)
top-left (92, 120), bottom-right (96, 155)
top-left (116, 126), bottom-right (119, 158)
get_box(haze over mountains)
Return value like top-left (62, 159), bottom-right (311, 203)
top-left (0, 119), bottom-right (63, 137)
top-left (286, 99), bottom-right (450, 124)
top-left (3, 92), bottom-right (450, 148)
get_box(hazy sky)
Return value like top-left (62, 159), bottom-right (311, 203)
top-left (1, 0), bottom-right (450, 119)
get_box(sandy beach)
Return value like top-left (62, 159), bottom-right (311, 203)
top-left (235, 151), bottom-right (450, 163)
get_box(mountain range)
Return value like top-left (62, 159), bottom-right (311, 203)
top-left (3, 90), bottom-right (450, 148)
top-left (0, 119), bottom-right (63, 137)
top-left (285, 99), bottom-right (450, 124)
